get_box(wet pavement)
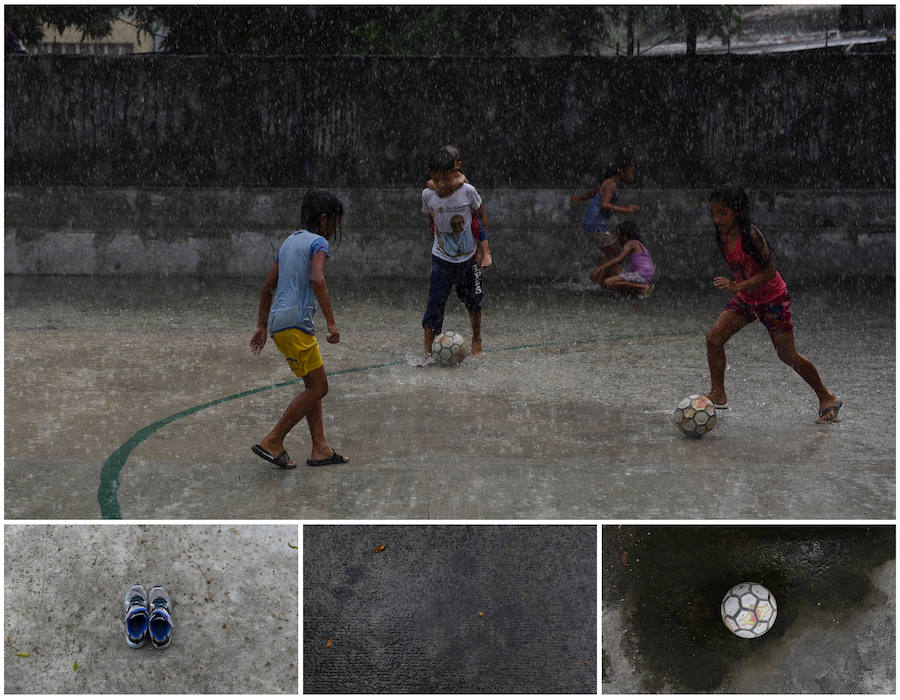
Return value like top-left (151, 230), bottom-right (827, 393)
top-left (303, 524), bottom-right (596, 694)
top-left (4, 524), bottom-right (298, 693)
top-left (602, 525), bottom-right (895, 694)
top-left (4, 274), bottom-right (894, 520)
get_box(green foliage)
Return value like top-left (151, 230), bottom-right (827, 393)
top-left (5, 5), bottom-right (740, 56)
top-left (6, 5), bottom-right (125, 46)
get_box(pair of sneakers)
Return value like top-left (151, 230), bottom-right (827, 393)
top-left (123, 584), bottom-right (173, 649)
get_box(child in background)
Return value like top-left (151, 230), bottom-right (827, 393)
top-left (704, 185), bottom-right (841, 423)
top-left (249, 188), bottom-right (350, 468)
top-left (419, 149), bottom-right (489, 365)
top-left (426, 144), bottom-right (492, 269)
top-left (590, 221), bottom-right (656, 297)
top-left (570, 150), bottom-right (640, 276)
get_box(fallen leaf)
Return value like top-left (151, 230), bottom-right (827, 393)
top-left (288, 543), bottom-right (298, 550)
top-left (325, 637), bottom-right (333, 649)
top-left (374, 544), bottom-right (386, 552)
top-left (74, 661), bottom-right (78, 671)
top-left (477, 611), bottom-right (484, 617)
top-left (15, 652), bottom-right (29, 657)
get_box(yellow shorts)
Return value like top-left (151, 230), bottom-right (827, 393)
top-left (272, 328), bottom-right (323, 378)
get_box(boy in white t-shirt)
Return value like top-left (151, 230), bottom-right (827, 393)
top-left (419, 149), bottom-right (490, 366)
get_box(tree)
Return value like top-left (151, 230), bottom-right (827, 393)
top-left (610, 5), bottom-right (741, 56)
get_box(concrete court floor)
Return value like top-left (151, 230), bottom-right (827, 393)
top-left (4, 274), bottom-right (894, 520)
top-left (4, 523), bottom-right (298, 694)
top-left (602, 525), bottom-right (895, 694)
top-left (303, 524), bottom-right (596, 694)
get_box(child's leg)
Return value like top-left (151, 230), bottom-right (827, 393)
top-left (457, 260), bottom-right (484, 356)
top-left (705, 309), bottom-right (752, 405)
top-left (469, 310), bottom-right (482, 356)
top-left (768, 328), bottom-right (838, 417)
top-left (423, 326), bottom-right (436, 359)
top-left (590, 264), bottom-right (619, 285)
top-left (603, 275), bottom-right (649, 296)
top-left (258, 366), bottom-right (329, 465)
top-left (421, 257), bottom-right (453, 363)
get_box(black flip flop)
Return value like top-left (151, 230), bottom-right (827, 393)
top-left (816, 400), bottom-right (842, 424)
top-left (251, 444), bottom-right (297, 469)
top-left (306, 450), bottom-right (349, 467)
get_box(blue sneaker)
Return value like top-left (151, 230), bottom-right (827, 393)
top-left (148, 585), bottom-right (173, 649)
top-left (123, 584), bottom-right (149, 648)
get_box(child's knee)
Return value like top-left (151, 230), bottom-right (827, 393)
top-left (706, 329), bottom-right (724, 348)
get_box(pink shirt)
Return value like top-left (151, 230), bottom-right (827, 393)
top-left (721, 227), bottom-right (787, 304)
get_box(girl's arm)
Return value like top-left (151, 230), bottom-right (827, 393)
top-left (600, 179), bottom-right (639, 214)
top-left (597, 240), bottom-right (637, 270)
top-left (309, 250), bottom-right (340, 344)
top-left (714, 229), bottom-right (777, 292)
top-left (250, 261), bottom-right (278, 354)
top-left (570, 186), bottom-right (598, 204)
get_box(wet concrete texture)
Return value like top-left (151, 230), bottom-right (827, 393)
top-left (602, 525), bottom-right (895, 694)
top-left (4, 275), bottom-right (894, 519)
top-left (4, 524), bottom-right (298, 693)
top-left (303, 524), bottom-right (596, 694)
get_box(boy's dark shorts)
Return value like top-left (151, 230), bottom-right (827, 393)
top-left (422, 255), bottom-right (484, 332)
top-left (723, 290), bottom-right (793, 332)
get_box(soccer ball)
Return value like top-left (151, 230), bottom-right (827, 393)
top-left (431, 331), bottom-right (467, 366)
top-left (673, 394), bottom-right (717, 437)
top-left (721, 582), bottom-right (777, 638)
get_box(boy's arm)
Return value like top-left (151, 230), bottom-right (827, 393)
top-left (473, 203), bottom-right (492, 268)
top-left (250, 262), bottom-right (278, 354)
top-left (427, 172), bottom-right (467, 192)
top-left (309, 250), bottom-right (339, 343)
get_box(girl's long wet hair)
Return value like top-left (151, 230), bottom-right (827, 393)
top-left (300, 188), bottom-right (344, 246)
top-left (602, 150), bottom-right (634, 180)
top-left (616, 220), bottom-right (640, 242)
top-left (709, 185), bottom-right (772, 269)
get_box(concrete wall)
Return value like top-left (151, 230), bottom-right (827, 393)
top-left (5, 186), bottom-right (893, 280)
top-left (4, 53), bottom-right (894, 189)
top-left (5, 54), bottom-right (894, 279)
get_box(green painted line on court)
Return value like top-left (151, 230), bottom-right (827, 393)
top-left (98, 330), bottom-right (694, 518)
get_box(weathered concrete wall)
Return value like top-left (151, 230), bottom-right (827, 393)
top-left (5, 186), bottom-right (893, 280)
top-left (4, 53), bottom-right (894, 189)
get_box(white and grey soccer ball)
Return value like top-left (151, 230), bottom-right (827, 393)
top-left (721, 582), bottom-right (777, 638)
top-left (673, 394), bottom-right (717, 437)
top-left (431, 331), bottom-right (467, 366)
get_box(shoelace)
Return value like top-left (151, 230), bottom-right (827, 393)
top-left (128, 596), bottom-right (146, 610)
top-left (151, 598), bottom-right (169, 612)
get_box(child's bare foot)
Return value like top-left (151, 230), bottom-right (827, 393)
top-left (704, 389), bottom-right (728, 408)
top-left (415, 353), bottom-right (433, 367)
top-left (470, 337), bottom-right (483, 357)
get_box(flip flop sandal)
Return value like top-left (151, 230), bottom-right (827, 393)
top-left (251, 444), bottom-right (297, 469)
top-left (306, 450), bottom-right (349, 467)
top-left (816, 400), bottom-right (842, 424)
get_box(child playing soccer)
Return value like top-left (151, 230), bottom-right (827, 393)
top-left (419, 149), bottom-right (490, 365)
top-left (704, 185), bottom-right (841, 423)
top-left (570, 150), bottom-right (640, 275)
top-left (589, 221), bottom-right (656, 297)
top-left (249, 188), bottom-right (350, 468)
top-left (426, 144), bottom-right (492, 269)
